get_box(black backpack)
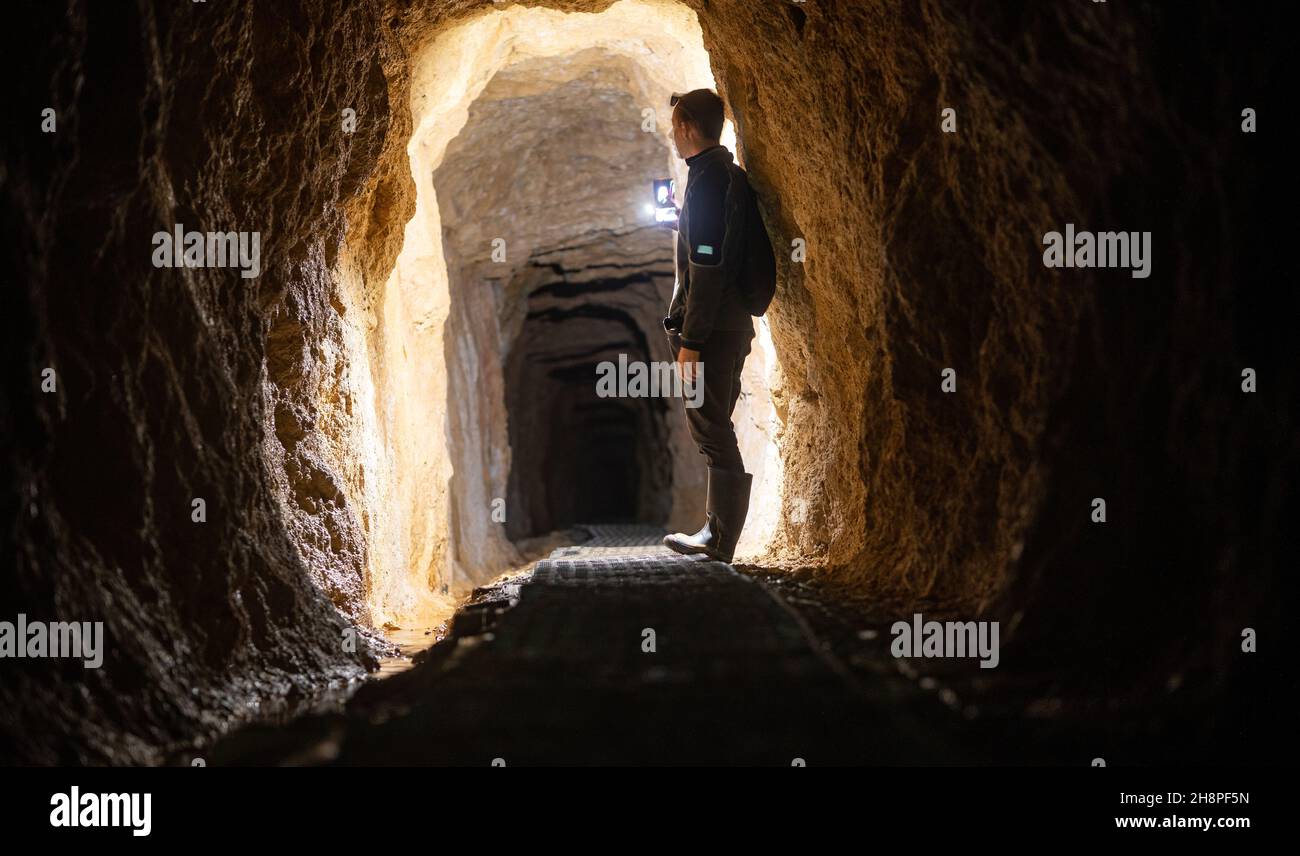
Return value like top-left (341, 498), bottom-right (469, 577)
top-left (728, 164), bottom-right (777, 316)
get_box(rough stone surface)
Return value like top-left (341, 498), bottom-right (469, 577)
top-left (3, 0), bottom-right (389, 763)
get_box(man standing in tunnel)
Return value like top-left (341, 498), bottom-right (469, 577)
top-left (661, 89), bottom-right (766, 565)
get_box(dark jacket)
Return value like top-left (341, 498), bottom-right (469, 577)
top-left (664, 145), bottom-right (755, 350)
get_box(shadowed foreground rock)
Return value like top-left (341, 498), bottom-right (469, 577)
top-left (211, 527), bottom-right (956, 765)
top-left (208, 525), bottom-right (1274, 766)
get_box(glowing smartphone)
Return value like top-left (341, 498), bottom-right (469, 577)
top-left (652, 179), bottom-right (677, 223)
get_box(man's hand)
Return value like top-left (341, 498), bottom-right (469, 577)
top-left (676, 347), bottom-right (701, 384)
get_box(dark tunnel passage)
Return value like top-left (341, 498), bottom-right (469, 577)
top-left (505, 299), bottom-right (673, 536)
top-left (432, 50), bottom-right (681, 541)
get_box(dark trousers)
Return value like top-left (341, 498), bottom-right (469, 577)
top-left (668, 328), bottom-right (753, 473)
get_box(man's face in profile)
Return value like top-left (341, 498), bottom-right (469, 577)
top-left (670, 105), bottom-right (695, 159)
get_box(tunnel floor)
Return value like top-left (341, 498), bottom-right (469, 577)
top-left (203, 527), bottom-right (1246, 766)
top-left (205, 526), bottom-right (970, 765)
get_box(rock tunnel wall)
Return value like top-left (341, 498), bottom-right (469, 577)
top-left (3, 0), bottom-right (391, 763)
top-left (3, 0), bottom-right (1284, 762)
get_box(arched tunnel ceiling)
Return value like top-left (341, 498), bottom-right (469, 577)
top-left (434, 48), bottom-right (676, 331)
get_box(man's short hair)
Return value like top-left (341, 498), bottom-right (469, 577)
top-left (670, 89), bottom-right (725, 141)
